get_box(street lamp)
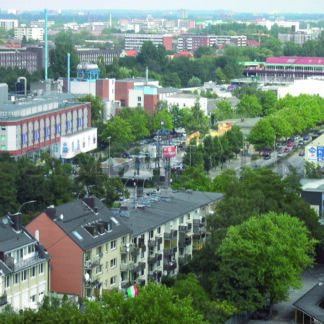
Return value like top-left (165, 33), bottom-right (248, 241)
top-left (107, 136), bottom-right (111, 177)
top-left (18, 200), bottom-right (36, 213)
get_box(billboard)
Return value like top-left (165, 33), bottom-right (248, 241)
top-left (307, 146), bottom-right (324, 162)
top-left (162, 146), bottom-right (175, 158)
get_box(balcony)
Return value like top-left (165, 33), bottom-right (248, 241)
top-left (121, 280), bottom-right (129, 289)
top-left (138, 262), bottom-right (146, 270)
top-left (179, 225), bottom-right (187, 232)
top-left (84, 279), bottom-right (99, 288)
top-left (178, 241), bottom-right (186, 248)
top-left (186, 223), bottom-right (192, 232)
top-left (120, 262), bottom-right (134, 271)
top-left (4, 254), bottom-right (45, 272)
top-left (84, 258), bottom-right (100, 269)
top-left (156, 237), bottom-right (163, 244)
top-left (0, 294), bottom-right (7, 306)
top-left (163, 261), bottom-right (177, 271)
top-left (155, 252), bottom-right (162, 261)
top-left (163, 248), bottom-right (172, 256)
top-left (148, 240), bottom-right (155, 248)
top-left (164, 232), bottom-right (171, 240)
top-left (148, 254), bottom-right (157, 264)
top-left (120, 245), bottom-right (127, 253)
top-left (130, 246), bottom-right (139, 255)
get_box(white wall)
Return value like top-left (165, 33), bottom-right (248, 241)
top-left (277, 79), bottom-right (324, 98)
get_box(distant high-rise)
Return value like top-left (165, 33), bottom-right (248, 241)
top-left (177, 9), bottom-right (188, 19)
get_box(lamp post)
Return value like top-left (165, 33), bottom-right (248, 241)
top-left (107, 136), bottom-right (111, 177)
top-left (18, 200), bottom-right (36, 213)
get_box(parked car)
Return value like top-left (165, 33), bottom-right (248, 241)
top-left (284, 148), bottom-right (290, 153)
top-left (262, 151), bottom-right (270, 157)
top-left (304, 134), bottom-right (309, 140)
top-left (287, 142), bottom-right (294, 146)
top-left (294, 134), bottom-right (301, 140)
top-left (264, 155), bottom-right (271, 160)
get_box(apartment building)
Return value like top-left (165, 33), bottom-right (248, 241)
top-left (124, 34), bottom-right (173, 51)
top-left (116, 190), bottom-right (223, 285)
top-left (177, 34), bottom-right (247, 52)
top-left (25, 190), bottom-right (222, 297)
top-left (26, 197), bottom-right (132, 298)
top-left (14, 27), bottom-right (44, 41)
top-left (0, 19), bottom-right (18, 30)
top-left (0, 213), bottom-right (50, 310)
top-left (76, 48), bottom-right (121, 66)
top-left (0, 91), bottom-right (96, 160)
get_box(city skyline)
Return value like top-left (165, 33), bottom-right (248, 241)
top-left (1, 0), bottom-right (324, 14)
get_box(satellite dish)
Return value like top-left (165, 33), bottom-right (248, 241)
top-left (60, 214), bottom-right (64, 220)
top-left (84, 273), bottom-right (90, 281)
top-left (163, 270), bottom-right (167, 276)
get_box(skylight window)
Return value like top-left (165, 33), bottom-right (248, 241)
top-left (72, 231), bottom-right (83, 241)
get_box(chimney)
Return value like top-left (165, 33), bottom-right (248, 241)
top-left (83, 197), bottom-right (95, 209)
top-left (46, 206), bottom-right (56, 220)
top-left (8, 213), bottom-right (22, 231)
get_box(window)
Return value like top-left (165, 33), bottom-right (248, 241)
top-left (14, 273), bottom-right (19, 285)
top-left (122, 236), bottom-right (126, 246)
top-left (45, 127), bottom-right (49, 138)
top-left (110, 240), bottom-right (116, 250)
top-left (67, 121), bottom-right (71, 131)
top-left (1, 126), bottom-right (6, 131)
top-left (34, 130), bottom-right (38, 142)
top-left (30, 266), bottom-right (36, 278)
top-left (110, 276), bottom-right (116, 285)
top-left (110, 258), bottom-right (116, 268)
top-left (21, 270), bottom-right (28, 281)
top-left (22, 133), bottom-right (26, 145)
top-left (105, 243), bottom-right (108, 252)
top-left (30, 295), bottom-right (36, 303)
top-left (137, 96), bottom-right (141, 101)
top-left (5, 275), bottom-right (10, 288)
top-left (157, 227), bottom-right (161, 234)
top-left (28, 245), bottom-right (35, 254)
top-left (149, 230), bottom-right (154, 239)
top-left (56, 124), bottom-right (60, 135)
top-left (187, 214), bottom-right (190, 220)
top-left (39, 263), bottom-right (44, 275)
top-left (96, 265), bottom-right (102, 274)
top-left (96, 246), bottom-right (102, 256)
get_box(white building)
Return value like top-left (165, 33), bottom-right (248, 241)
top-left (0, 19), bottom-right (18, 30)
top-left (165, 93), bottom-right (208, 115)
top-left (277, 78), bottom-right (324, 99)
top-left (14, 27), bottom-right (44, 41)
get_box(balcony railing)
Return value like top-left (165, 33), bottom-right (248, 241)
top-left (0, 294), bottom-right (7, 306)
top-left (186, 223), bottom-right (192, 231)
top-left (164, 232), bottom-right (171, 240)
top-left (130, 246), bottom-right (139, 255)
top-left (164, 261), bottom-right (177, 271)
top-left (120, 245), bottom-right (127, 253)
top-left (139, 262), bottom-right (146, 270)
top-left (120, 262), bottom-right (134, 271)
top-left (121, 280), bottom-right (129, 288)
top-left (148, 240), bottom-right (155, 248)
top-left (148, 254), bottom-right (157, 264)
top-left (4, 254), bottom-right (45, 272)
top-left (84, 279), bottom-right (99, 288)
top-left (178, 241), bottom-right (186, 248)
top-left (179, 225), bottom-right (187, 232)
top-left (84, 258), bottom-right (100, 269)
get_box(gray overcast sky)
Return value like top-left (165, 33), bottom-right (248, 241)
top-left (2, 0), bottom-right (324, 13)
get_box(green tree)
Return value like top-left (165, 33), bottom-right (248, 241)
top-left (187, 76), bottom-right (202, 87)
top-left (78, 95), bottom-right (104, 127)
top-left (247, 118), bottom-right (275, 151)
top-left (48, 42), bottom-right (79, 80)
top-left (237, 95), bottom-right (262, 117)
top-left (305, 161), bottom-right (322, 179)
top-left (215, 212), bottom-right (317, 315)
top-left (184, 101), bottom-right (209, 137)
top-left (194, 46), bottom-right (215, 58)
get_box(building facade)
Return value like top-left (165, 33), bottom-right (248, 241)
top-left (0, 19), bottom-right (18, 30)
top-left (14, 27), bottom-right (44, 41)
top-left (26, 191), bottom-right (222, 297)
top-left (0, 213), bottom-right (50, 310)
top-left (26, 197), bottom-right (132, 298)
top-left (76, 48), bottom-right (121, 66)
top-left (0, 92), bottom-right (96, 160)
top-left (177, 34), bottom-right (247, 52)
top-left (244, 56), bottom-right (324, 81)
top-left (124, 34), bottom-right (173, 51)
top-left (0, 49), bottom-right (38, 73)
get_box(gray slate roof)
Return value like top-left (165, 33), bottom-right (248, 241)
top-left (118, 190), bottom-right (223, 237)
top-left (45, 197), bottom-right (132, 251)
top-left (0, 217), bottom-right (34, 252)
top-left (293, 284), bottom-right (324, 322)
